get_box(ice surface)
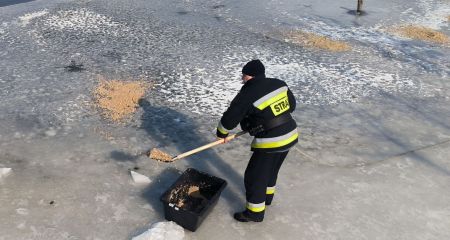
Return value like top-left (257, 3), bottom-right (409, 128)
top-left (132, 221), bottom-right (184, 240)
top-left (0, 0), bottom-right (449, 239)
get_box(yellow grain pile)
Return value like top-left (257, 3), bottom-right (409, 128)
top-left (285, 30), bottom-right (351, 52)
top-left (393, 25), bottom-right (449, 44)
top-left (94, 77), bottom-right (148, 121)
top-left (148, 148), bottom-right (173, 162)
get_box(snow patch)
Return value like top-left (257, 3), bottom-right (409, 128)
top-left (130, 171), bottom-right (152, 184)
top-left (45, 128), bottom-right (57, 137)
top-left (16, 208), bottom-right (29, 215)
top-left (158, 48), bottom-right (416, 116)
top-left (0, 168), bottom-right (12, 178)
top-left (132, 221), bottom-right (184, 240)
top-left (18, 10), bottom-right (49, 27)
top-left (414, 0), bottom-right (450, 29)
top-left (112, 204), bottom-right (128, 222)
top-left (41, 8), bottom-right (129, 35)
top-left (94, 193), bottom-right (110, 204)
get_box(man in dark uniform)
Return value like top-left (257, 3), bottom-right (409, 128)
top-left (216, 59), bottom-right (298, 222)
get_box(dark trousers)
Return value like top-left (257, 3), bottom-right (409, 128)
top-left (244, 150), bottom-right (289, 218)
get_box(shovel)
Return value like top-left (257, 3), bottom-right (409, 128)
top-left (149, 131), bottom-right (247, 162)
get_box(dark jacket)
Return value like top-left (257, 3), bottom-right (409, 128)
top-left (216, 74), bottom-right (298, 152)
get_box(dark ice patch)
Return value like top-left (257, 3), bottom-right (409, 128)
top-left (0, 153), bottom-right (26, 169)
top-left (110, 150), bottom-right (139, 162)
top-left (14, 112), bottom-right (60, 134)
top-left (346, 10), bottom-right (368, 16)
top-left (176, 11), bottom-right (189, 15)
top-left (212, 5), bottom-right (225, 9)
top-left (0, 0), bottom-right (34, 7)
top-left (101, 50), bottom-right (122, 63)
top-left (15, 113), bottom-right (46, 131)
top-left (64, 60), bottom-right (85, 72)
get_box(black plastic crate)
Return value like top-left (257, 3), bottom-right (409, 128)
top-left (160, 168), bottom-right (227, 232)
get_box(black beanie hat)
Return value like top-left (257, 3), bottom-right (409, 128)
top-left (242, 59), bottom-right (265, 76)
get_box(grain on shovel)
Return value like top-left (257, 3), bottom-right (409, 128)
top-left (148, 148), bottom-right (174, 162)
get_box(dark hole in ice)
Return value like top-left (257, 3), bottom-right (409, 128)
top-left (212, 4), bottom-right (225, 9)
top-left (176, 11), bottom-right (189, 15)
top-left (49, 201), bottom-right (55, 205)
top-left (64, 60), bottom-right (85, 72)
top-left (133, 166), bottom-right (140, 170)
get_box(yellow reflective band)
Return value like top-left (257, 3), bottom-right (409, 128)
top-left (256, 91), bottom-right (288, 111)
top-left (246, 202), bottom-right (266, 213)
top-left (217, 122), bottom-right (229, 135)
top-left (217, 126), bottom-right (228, 135)
top-left (253, 87), bottom-right (288, 109)
top-left (266, 187), bottom-right (275, 195)
top-left (252, 132), bottom-right (299, 149)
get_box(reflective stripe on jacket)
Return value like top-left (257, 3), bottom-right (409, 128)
top-left (217, 74), bottom-right (298, 152)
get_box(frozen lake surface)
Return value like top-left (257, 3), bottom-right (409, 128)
top-left (1, 0), bottom-right (449, 239)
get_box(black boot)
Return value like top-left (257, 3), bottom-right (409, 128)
top-left (233, 210), bottom-right (264, 222)
top-left (266, 194), bottom-right (274, 206)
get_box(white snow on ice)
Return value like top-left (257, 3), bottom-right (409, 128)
top-left (40, 8), bottom-right (129, 35)
top-left (18, 9), bottom-right (49, 27)
top-left (12, 3), bottom-right (448, 118)
top-left (411, 0), bottom-right (450, 29)
top-left (152, 0), bottom-right (449, 116)
top-left (0, 168), bottom-right (12, 179)
top-left (157, 48), bottom-right (416, 116)
top-left (132, 221), bottom-right (184, 240)
top-left (130, 170), bottom-right (152, 184)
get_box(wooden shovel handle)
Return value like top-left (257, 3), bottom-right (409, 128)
top-left (172, 131), bottom-right (247, 161)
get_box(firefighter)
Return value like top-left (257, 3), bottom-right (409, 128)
top-left (216, 59), bottom-right (298, 222)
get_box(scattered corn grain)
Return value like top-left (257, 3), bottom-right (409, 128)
top-left (393, 25), bottom-right (449, 44)
top-left (284, 30), bottom-right (351, 52)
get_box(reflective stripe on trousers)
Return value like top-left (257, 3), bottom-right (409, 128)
top-left (251, 128), bottom-right (298, 149)
top-left (247, 201), bottom-right (266, 212)
top-left (266, 186), bottom-right (275, 195)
